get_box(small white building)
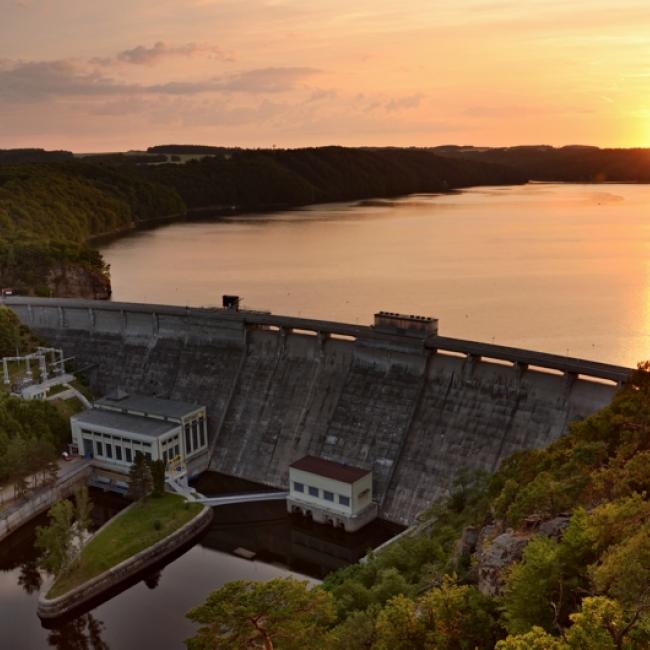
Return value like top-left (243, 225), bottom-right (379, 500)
top-left (287, 456), bottom-right (378, 532)
top-left (71, 392), bottom-right (208, 477)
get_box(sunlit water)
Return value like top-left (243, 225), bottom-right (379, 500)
top-left (101, 183), bottom-right (650, 367)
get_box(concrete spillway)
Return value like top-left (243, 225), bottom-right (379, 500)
top-left (4, 298), bottom-right (632, 525)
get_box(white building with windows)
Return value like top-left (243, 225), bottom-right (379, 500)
top-left (287, 456), bottom-right (378, 532)
top-left (70, 392), bottom-right (208, 480)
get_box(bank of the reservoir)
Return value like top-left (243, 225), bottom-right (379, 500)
top-left (38, 494), bottom-right (211, 619)
top-left (0, 473), bottom-right (400, 649)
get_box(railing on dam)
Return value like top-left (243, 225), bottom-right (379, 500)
top-left (2, 296), bottom-right (634, 385)
top-left (195, 491), bottom-right (289, 507)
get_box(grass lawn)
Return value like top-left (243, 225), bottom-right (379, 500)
top-left (48, 493), bottom-right (203, 598)
top-left (49, 395), bottom-right (84, 420)
top-left (69, 378), bottom-right (93, 401)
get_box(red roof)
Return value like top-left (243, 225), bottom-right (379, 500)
top-left (290, 456), bottom-right (370, 484)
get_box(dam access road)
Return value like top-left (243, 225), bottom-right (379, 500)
top-left (3, 297), bottom-right (633, 525)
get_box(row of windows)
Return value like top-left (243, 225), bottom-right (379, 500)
top-left (81, 429), bottom-right (152, 447)
top-left (161, 434), bottom-right (179, 448)
top-left (89, 437), bottom-right (181, 466)
top-left (184, 416), bottom-right (206, 455)
top-left (92, 439), bottom-right (151, 463)
top-left (293, 482), bottom-right (350, 507)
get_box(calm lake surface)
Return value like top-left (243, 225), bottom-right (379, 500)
top-left (102, 183), bottom-right (650, 367)
top-left (0, 476), bottom-right (399, 650)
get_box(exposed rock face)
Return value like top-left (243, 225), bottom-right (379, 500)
top-left (45, 264), bottom-right (111, 300)
top-left (538, 515), bottom-right (571, 540)
top-left (473, 514), bottom-right (572, 596)
top-left (475, 527), bottom-right (530, 596)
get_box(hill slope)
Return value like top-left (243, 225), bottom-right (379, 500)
top-left (321, 365), bottom-right (650, 648)
top-left (432, 144), bottom-right (650, 183)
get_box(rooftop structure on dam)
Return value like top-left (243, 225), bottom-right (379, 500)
top-left (373, 311), bottom-right (438, 338)
top-left (1, 296), bottom-right (634, 525)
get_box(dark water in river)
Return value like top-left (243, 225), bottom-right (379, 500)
top-left (0, 475), bottom-right (400, 650)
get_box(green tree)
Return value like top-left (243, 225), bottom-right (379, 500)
top-left (374, 594), bottom-right (424, 650)
top-left (369, 567), bottom-right (411, 607)
top-left (327, 605), bottom-right (380, 650)
top-left (74, 486), bottom-right (93, 539)
top-left (35, 499), bottom-right (74, 575)
top-left (501, 535), bottom-right (563, 634)
top-left (0, 306), bottom-right (22, 357)
top-left (418, 576), bottom-right (501, 649)
top-left (565, 596), bottom-right (650, 650)
top-left (185, 577), bottom-right (336, 650)
top-left (495, 626), bottom-right (566, 650)
top-left (127, 451), bottom-right (153, 502)
top-left (149, 459), bottom-right (166, 498)
top-left (589, 520), bottom-right (650, 613)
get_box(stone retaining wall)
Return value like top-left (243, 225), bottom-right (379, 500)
top-left (37, 504), bottom-right (213, 619)
top-left (0, 464), bottom-right (91, 543)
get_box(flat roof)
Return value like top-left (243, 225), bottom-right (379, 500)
top-left (95, 392), bottom-right (202, 419)
top-left (72, 408), bottom-right (180, 439)
top-left (290, 456), bottom-right (370, 484)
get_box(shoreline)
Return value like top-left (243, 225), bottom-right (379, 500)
top-left (84, 180), bottom-right (522, 249)
top-left (37, 502), bottom-right (213, 620)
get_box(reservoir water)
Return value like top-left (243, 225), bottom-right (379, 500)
top-left (1, 475), bottom-right (399, 649)
top-left (101, 183), bottom-right (650, 368)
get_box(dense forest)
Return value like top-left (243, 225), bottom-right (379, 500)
top-left (0, 308), bottom-right (70, 501)
top-left (0, 149), bottom-right (74, 165)
top-left (186, 365), bottom-right (650, 648)
top-left (432, 144), bottom-right (650, 183)
top-left (138, 146), bottom-right (526, 211)
top-left (0, 161), bottom-right (184, 296)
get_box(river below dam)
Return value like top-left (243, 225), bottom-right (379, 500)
top-left (101, 182), bottom-right (650, 368)
top-left (0, 474), bottom-right (400, 650)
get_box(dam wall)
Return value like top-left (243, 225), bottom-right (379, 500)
top-left (4, 298), bottom-right (631, 525)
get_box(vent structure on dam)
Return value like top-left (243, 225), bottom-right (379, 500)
top-left (3, 297), bottom-right (632, 526)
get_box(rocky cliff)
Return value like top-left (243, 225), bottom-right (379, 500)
top-left (44, 263), bottom-right (111, 300)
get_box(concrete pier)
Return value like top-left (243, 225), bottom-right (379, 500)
top-left (3, 297), bottom-right (632, 525)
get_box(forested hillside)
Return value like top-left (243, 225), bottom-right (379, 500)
top-left (0, 162), bottom-right (184, 242)
top-left (186, 366), bottom-right (650, 648)
top-left (319, 365), bottom-right (650, 648)
top-left (0, 147), bottom-right (524, 297)
top-left (432, 144), bottom-right (650, 183)
top-left (139, 146), bottom-right (526, 210)
top-left (0, 308), bottom-right (71, 502)
top-left (0, 161), bottom-right (184, 297)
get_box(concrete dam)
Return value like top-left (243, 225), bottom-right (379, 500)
top-left (4, 297), bottom-right (632, 526)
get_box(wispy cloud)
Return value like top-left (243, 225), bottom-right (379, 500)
top-left (91, 41), bottom-right (233, 66)
top-left (385, 93), bottom-right (424, 112)
top-left (0, 59), bottom-right (321, 101)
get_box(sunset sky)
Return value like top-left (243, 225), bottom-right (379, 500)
top-left (2, 0), bottom-right (650, 151)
